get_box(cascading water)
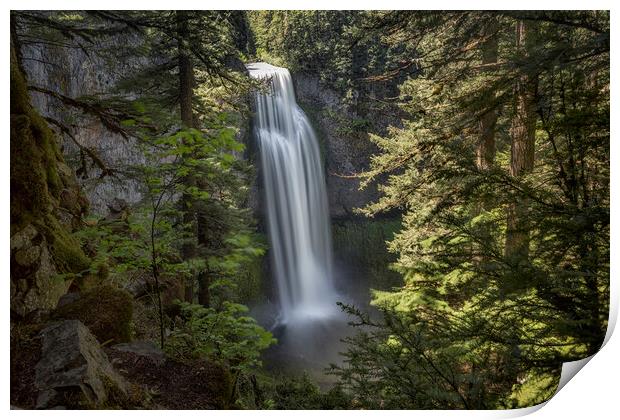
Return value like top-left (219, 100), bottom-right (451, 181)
top-left (248, 62), bottom-right (338, 325)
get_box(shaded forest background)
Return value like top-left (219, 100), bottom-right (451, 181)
top-left (10, 10), bottom-right (609, 409)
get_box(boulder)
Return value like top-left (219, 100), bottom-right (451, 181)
top-left (53, 285), bottom-right (133, 344)
top-left (56, 292), bottom-right (81, 309)
top-left (10, 225), bottom-right (71, 318)
top-left (11, 224), bottom-right (38, 250)
top-left (35, 320), bottom-right (127, 408)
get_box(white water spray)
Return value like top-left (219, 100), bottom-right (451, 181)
top-left (248, 62), bottom-right (338, 324)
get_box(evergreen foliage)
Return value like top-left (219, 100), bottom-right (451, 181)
top-left (328, 11), bottom-right (609, 409)
top-left (249, 11), bottom-right (416, 105)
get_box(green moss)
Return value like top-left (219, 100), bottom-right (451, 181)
top-left (95, 262), bottom-right (110, 280)
top-left (11, 44), bottom-right (91, 283)
top-left (10, 115), bottom-right (49, 227)
top-left (53, 284), bottom-right (133, 344)
top-left (40, 216), bottom-right (91, 274)
top-left (100, 377), bottom-right (148, 409)
top-left (10, 50), bottom-right (65, 224)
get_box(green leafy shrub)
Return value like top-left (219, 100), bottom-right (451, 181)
top-left (267, 375), bottom-right (351, 409)
top-left (235, 372), bottom-right (352, 410)
top-left (166, 301), bottom-right (275, 373)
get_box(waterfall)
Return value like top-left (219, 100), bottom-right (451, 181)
top-left (248, 62), bottom-right (337, 324)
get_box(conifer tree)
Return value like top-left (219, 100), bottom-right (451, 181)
top-left (331, 11), bottom-right (609, 408)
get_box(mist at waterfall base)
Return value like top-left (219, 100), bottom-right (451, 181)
top-left (247, 63), bottom-right (367, 383)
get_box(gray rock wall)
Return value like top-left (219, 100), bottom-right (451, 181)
top-left (23, 39), bottom-right (385, 221)
top-left (292, 73), bottom-right (382, 219)
top-left (22, 36), bottom-right (148, 216)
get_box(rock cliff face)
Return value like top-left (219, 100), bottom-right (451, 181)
top-left (22, 37), bottom-right (253, 218)
top-left (293, 73), bottom-right (381, 219)
top-left (22, 35), bottom-right (147, 216)
top-left (23, 38), bottom-right (383, 221)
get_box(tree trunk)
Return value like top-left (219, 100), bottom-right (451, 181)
top-left (476, 17), bottom-right (499, 172)
top-left (197, 269), bottom-right (211, 308)
top-left (472, 18), bottom-right (499, 267)
top-left (176, 12), bottom-right (212, 307)
top-left (505, 20), bottom-right (538, 259)
top-left (176, 11), bottom-right (199, 303)
top-left (176, 11), bottom-right (194, 128)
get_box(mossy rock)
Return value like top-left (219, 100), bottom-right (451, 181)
top-left (11, 46), bottom-right (64, 228)
top-left (53, 285), bottom-right (133, 344)
top-left (41, 216), bottom-right (91, 274)
top-left (201, 361), bottom-right (234, 409)
top-left (11, 44), bottom-right (91, 317)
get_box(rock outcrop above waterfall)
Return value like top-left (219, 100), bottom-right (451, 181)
top-left (293, 73), bottom-right (393, 219)
top-left (22, 34), bottom-right (388, 222)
